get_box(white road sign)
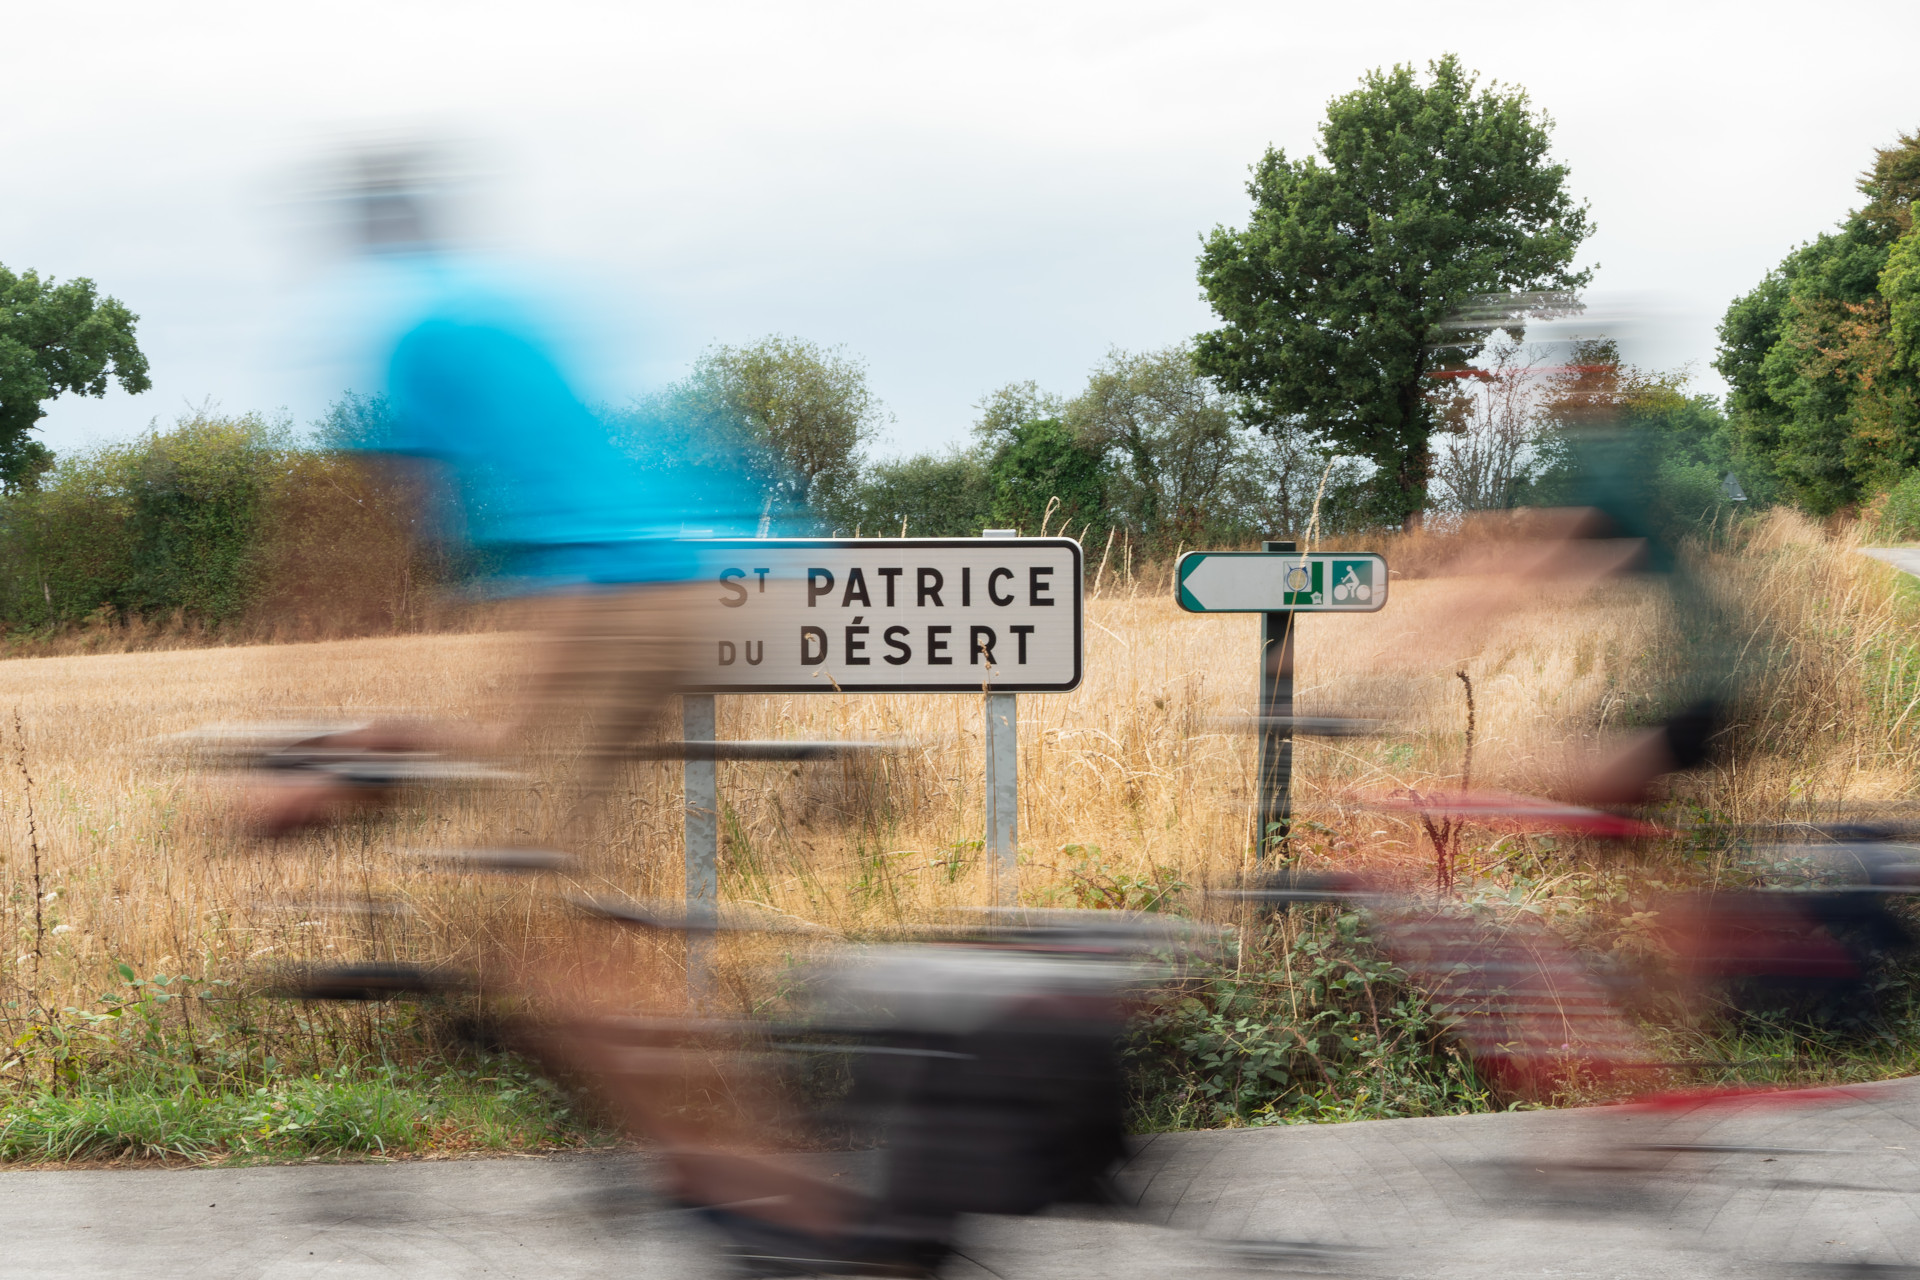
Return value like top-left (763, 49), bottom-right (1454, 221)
top-left (684, 538), bottom-right (1084, 693)
top-left (1176, 551), bottom-right (1389, 613)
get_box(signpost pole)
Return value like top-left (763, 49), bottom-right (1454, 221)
top-left (1175, 541), bottom-right (1384, 858)
top-left (1256, 540), bottom-right (1296, 860)
top-left (985, 692), bottom-right (1017, 905)
top-left (683, 692), bottom-right (718, 1004)
top-left (982, 528), bottom-right (1019, 906)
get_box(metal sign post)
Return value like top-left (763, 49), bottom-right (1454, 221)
top-left (1175, 546), bottom-right (1388, 858)
top-left (682, 692), bottom-right (717, 1006)
top-left (981, 529), bottom-right (1019, 906)
top-left (1258, 541), bottom-right (1295, 859)
top-left (984, 691), bottom-right (1017, 905)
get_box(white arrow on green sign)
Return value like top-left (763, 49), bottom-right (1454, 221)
top-left (1176, 551), bottom-right (1389, 613)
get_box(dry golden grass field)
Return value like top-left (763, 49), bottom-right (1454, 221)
top-left (3, 510), bottom-right (1919, 1086)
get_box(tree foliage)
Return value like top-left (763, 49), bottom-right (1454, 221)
top-left (1518, 339), bottom-right (1745, 536)
top-left (667, 335), bottom-right (887, 512)
top-left (830, 351), bottom-right (1375, 548)
top-left (0, 409), bottom-right (442, 635)
top-left (1067, 345), bottom-right (1244, 545)
top-left (1889, 230), bottom-right (1920, 373)
top-left (824, 448), bottom-right (994, 537)
top-left (1716, 130), bottom-right (1920, 513)
top-left (1428, 338), bottom-right (1548, 513)
top-left (1, 412), bottom-right (286, 627)
top-left (0, 265), bottom-right (151, 491)
top-left (1194, 54), bottom-right (1592, 523)
top-left (973, 381), bottom-right (1065, 445)
top-left (987, 417), bottom-right (1107, 536)
top-left (311, 391), bottom-right (394, 451)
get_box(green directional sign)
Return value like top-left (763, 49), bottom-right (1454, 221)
top-left (1176, 551), bottom-right (1388, 613)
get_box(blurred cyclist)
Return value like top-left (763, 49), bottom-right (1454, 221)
top-left (253, 148), bottom-right (757, 835)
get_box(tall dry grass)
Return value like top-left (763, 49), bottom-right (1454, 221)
top-left (2, 509), bottom-right (1918, 1075)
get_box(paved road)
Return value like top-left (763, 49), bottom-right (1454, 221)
top-left (7, 1078), bottom-right (1920, 1278)
top-left (1863, 547), bottom-right (1920, 578)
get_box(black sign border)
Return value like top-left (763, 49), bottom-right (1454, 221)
top-left (682, 537), bottom-right (1085, 695)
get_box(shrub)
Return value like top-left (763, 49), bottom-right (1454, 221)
top-left (824, 448), bottom-right (995, 537)
top-left (1878, 470), bottom-right (1920, 540)
top-left (0, 408), bottom-right (456, 640)
top-left (1126, 910), bottom-right (1491, 1129)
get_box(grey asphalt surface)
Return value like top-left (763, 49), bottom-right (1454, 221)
top-left (8, 1077), bottom-right (1920, 1278)
top-left (1863, 548), bottom-right (1920, 578)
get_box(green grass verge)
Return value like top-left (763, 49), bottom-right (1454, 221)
top-left (14, 906), bottom-right (1920, 1163)
top-left (0, 1059), bottom-right (609, 1165)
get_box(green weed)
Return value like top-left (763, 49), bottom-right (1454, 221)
top-left (1038, 844), bottom-right (1188, 912)
top-left (1126, 910), bottom-right (1491, 1130)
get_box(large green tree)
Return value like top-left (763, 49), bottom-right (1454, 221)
top-left (1716, 130), bottom-right (1920, 512)
top-left (1194, 55), bottom-right (1592, 524)
top-left (0, 265), bottom-right (151, 491)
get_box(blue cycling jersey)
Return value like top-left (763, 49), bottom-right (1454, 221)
top-left (353, 255), bottom-right (739, 589)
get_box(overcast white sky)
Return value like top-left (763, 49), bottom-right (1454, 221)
top-left (6, 0), bottom-right (1917, 460)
